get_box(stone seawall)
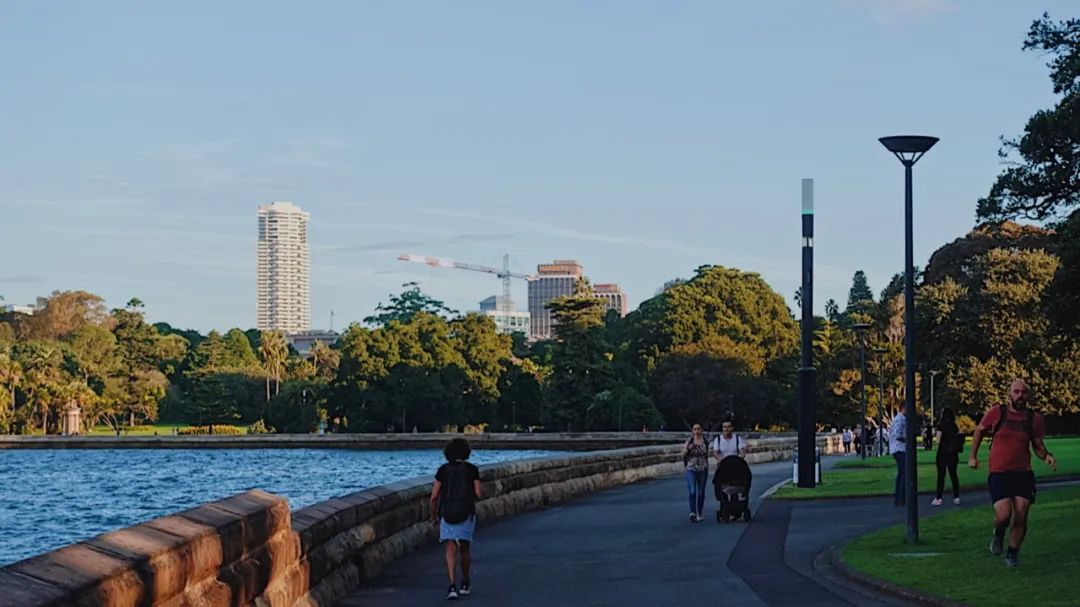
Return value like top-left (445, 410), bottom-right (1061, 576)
top-left (0, 436), bottom-right (841, 606)
top-left (0, 431), bottom-right (809, 452)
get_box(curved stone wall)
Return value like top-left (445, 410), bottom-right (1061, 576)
top-left (0, 436), bottom-right (841, 606)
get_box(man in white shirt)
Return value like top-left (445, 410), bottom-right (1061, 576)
top-left (889, 411), bottom-right (908, 506)
top-left (712, 420), bottom-right (747, 461)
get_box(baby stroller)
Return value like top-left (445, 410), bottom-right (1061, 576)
top-left (713, 455), bottom-right (753, 523)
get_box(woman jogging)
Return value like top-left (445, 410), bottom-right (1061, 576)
top-left (681, 424), bottom-right (710, 522)
top-left (932, 407), bottom-right (963, 506)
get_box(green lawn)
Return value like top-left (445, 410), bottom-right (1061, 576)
top-left (87, 423), bottom-right (189, 436)
top-left (773, 437), bottom-right (1080, 499)
top-left (842, 486), bottom-right (1080, 606)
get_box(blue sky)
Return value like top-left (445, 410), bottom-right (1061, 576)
top-left (0, 0), bottom-right (1072, 332)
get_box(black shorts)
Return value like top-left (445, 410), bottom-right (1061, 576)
top-left (988, 471), bottom-right (1037, 504)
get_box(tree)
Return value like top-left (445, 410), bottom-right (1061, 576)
top-left (259, 330), bottom-right (288, 401)
top-left (543, 285), bottom-right (614, 431)
top-left (16, 291), bottom-right (109, 340)
top-left (223, 328), bottom-right (260, 369)
top-left (364, 282), bottom-right (458, 326)
top-left (846, 270), bottom-right (875, 314)
top-left (978, 13), bottom-right (1080, 221)
top-left (308, 340), bottom-right (341, 380)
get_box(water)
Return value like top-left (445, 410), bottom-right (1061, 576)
top-left (0, 448), bottom-right (562, 566)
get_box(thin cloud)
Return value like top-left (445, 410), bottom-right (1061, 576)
top-left (421, 208), bottom-right (721, 258)
top-left (843, 0), bottom-right (956, 25)
top-left (0, 275), bottom-right (43, 284)
top-left (444, 233), bottom-right (511, 243)
top-left (326, 240), bottom-right (428, 253)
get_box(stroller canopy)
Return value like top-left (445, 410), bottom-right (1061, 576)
top-left (715, 455), bottom-right (751, 488)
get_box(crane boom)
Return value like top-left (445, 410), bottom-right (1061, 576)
top-left (397, 253), bottom-right (531, 313)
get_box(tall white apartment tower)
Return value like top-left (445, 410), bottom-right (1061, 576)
top-left (257, 201), bottom-right (310, 334)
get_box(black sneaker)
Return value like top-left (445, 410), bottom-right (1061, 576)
top-left (459, 582), bottom-right (472, 596)
top-left (1005, 549), bottom-right (1019, 567)
top-left (990, 534), bottom-right (1004, 556)
top-left (447, 585), bottom-right (459, 600)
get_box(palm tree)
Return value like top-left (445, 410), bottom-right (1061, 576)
top-left (259, 330), bottom-right (288, 400)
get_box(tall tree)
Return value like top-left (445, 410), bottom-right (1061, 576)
top-left (544, 283), bottom-right (615, 431)
top-left (978, 13), bottom-right (1080, 221)
top-left (259, 330), bottom-right (289, 400)
top-left (845, 270), bottom-right (875, 315)
top-left (364, 282), bottom-right (458, 327)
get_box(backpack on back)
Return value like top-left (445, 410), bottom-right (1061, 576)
top-left (989, 404), bottom-right (1036, 450)
top-left (439, 462), bottom-right (475, 524)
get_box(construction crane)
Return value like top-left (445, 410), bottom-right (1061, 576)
top-left (397, 253), bottom-right (530, 313)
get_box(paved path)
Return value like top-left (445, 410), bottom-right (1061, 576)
top-left (343, 458), bottom-right (921, 606)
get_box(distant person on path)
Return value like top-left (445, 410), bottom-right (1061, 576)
top-left (889, 410), bottom-right (908, 506)
top-left (932, 407), bottom-right (963, 506)
top-left (681, 424), bottom-right (710, 522)
top-left (842, 427), bottom-right (853, 455)
top-left (712, 420), bottom-right (747, 460)
top-left (431, 438), bottom-right (482, 599)
top-left (923, 416), bottom-right (934, 450)
top-left (969, 379), bottom-right (1057, 567)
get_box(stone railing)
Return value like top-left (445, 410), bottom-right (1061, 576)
top-left (0, 436), bottom-right (841, 606)
top-left (0, 431), bottom-right (808, 451)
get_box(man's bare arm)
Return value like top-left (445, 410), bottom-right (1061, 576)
top-left (968, 426), bottom-right (985, 469)
top-left (1032, 436), bottom-right (1057, 471)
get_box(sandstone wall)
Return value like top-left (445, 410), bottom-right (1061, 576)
top-left (0, 436), bottom-right (841, 606)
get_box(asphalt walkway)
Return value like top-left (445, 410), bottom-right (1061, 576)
top-left (342, 458), bottom-right (919, 606)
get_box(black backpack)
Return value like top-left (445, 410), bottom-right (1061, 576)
top-left (989, 404), bottom-right (1036, 449)
top-left (439, 462), bottom-right (475, 524)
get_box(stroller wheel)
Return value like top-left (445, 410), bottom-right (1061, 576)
top-left (743, 510), bottom-right (752, 522)
top-left (716, 510), bottom-right (722, 523)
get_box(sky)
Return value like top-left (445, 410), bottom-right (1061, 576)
top-left (0, 0), bottom-right (1073, 333)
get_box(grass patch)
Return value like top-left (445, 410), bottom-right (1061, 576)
top-left (774, 437), bottom-right (1080, 499)
top-left (87, 423), bottom-right (189, 436)
top-left (842, 486), bottom-right (1080, 606)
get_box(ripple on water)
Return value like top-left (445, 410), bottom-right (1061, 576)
top-left (0, 447), bottom-right (561, 565)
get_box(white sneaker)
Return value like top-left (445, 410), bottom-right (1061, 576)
top-left (931, 498), bottom-right (943, 507)
top-left (695, 514), bottom-right (704, 522)
top-left (954, 497), bottom-right (961, 505)
top-left (689, 512), bottom-right (697, 522)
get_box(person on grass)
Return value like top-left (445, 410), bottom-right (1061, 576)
top-left (932, 407), bottom-right (962, 506)
top-left (842, 427), bottom-right (853, 455)
top-left (431, 438), bottom-right (482, 599)
top-left (968, 379), bottom-right (1057, 568)
top-left (889, 410), bottom-right (907, 506)
top-left (681, 423), bottom-right (710, 522)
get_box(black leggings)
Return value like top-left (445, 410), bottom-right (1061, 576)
top-left (935, 453), bottom-right (959, 499)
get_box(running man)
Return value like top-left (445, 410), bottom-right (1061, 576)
top-left (968, 379), bottom-right (1057, 567)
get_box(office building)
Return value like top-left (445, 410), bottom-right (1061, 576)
top-left (256, 201), bottom-right (310, 334)
top-left (593, 283), bottom-right (629, 317)
top-left (288, 330), bottom-right (340, 356)
top-left (479, 295), bottom-right (530, 335)
top-left (527, 260), bottom-right (584, 341)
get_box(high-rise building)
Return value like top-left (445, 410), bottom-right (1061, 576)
top-left (592, 283), bottom-right (629, 318)
top-left (479, 295), bottom-right (530, 335)
top-left (528, 260), bottom-right (584, 341)
top-left (257, 201), bottom-right (310, 334)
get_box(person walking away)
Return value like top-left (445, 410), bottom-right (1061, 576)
top-left (932, 407), bottom-right (963, 506)
top-left (681, 424), bottom-right (710, 522)
top-left (431, 438), bottom-right (482, 599)
top-left (842, 427), bottom-right (853, 455)
top-left (889, 411), bottom-right (907, 506)
top-left (968, 379), bottom-right (1057, 567)
top-left (924, 416), bottom-right (934, 450)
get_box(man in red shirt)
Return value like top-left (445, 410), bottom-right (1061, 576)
top-left (968, 379), bottom-right (1057, 567)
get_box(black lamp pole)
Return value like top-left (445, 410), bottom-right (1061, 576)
top-left (874, 346), bottom-right (888, 456)
top-left (852, 323), bottom-right (871, 460)
top-left (797, 178), bottom-right (817, 488)
top-left (879, 135), bottom-right (938, 544)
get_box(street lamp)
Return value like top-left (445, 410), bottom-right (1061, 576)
top-left (880, 134), bottom-right (938, 544)
top-left (874, 346), bottom-right (888, 457)
top-left (928, 370), bottom-right (940, 425)
top-left (852, 323), bottom-right (871, 460)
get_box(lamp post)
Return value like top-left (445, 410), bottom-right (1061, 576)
top-left (928, 370), bottom-right (939, 425)
top-left (874, 346), bottom-right (888, 457)
top-left (797, 178), bottom-right (817, 488)
top-left (852, 323), bottom-right (871, 460)
top-left (879, 135), bottom-right (938, 544)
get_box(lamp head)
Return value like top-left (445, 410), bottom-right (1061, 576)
top-left (879, 136), bottom-right (938, 166)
